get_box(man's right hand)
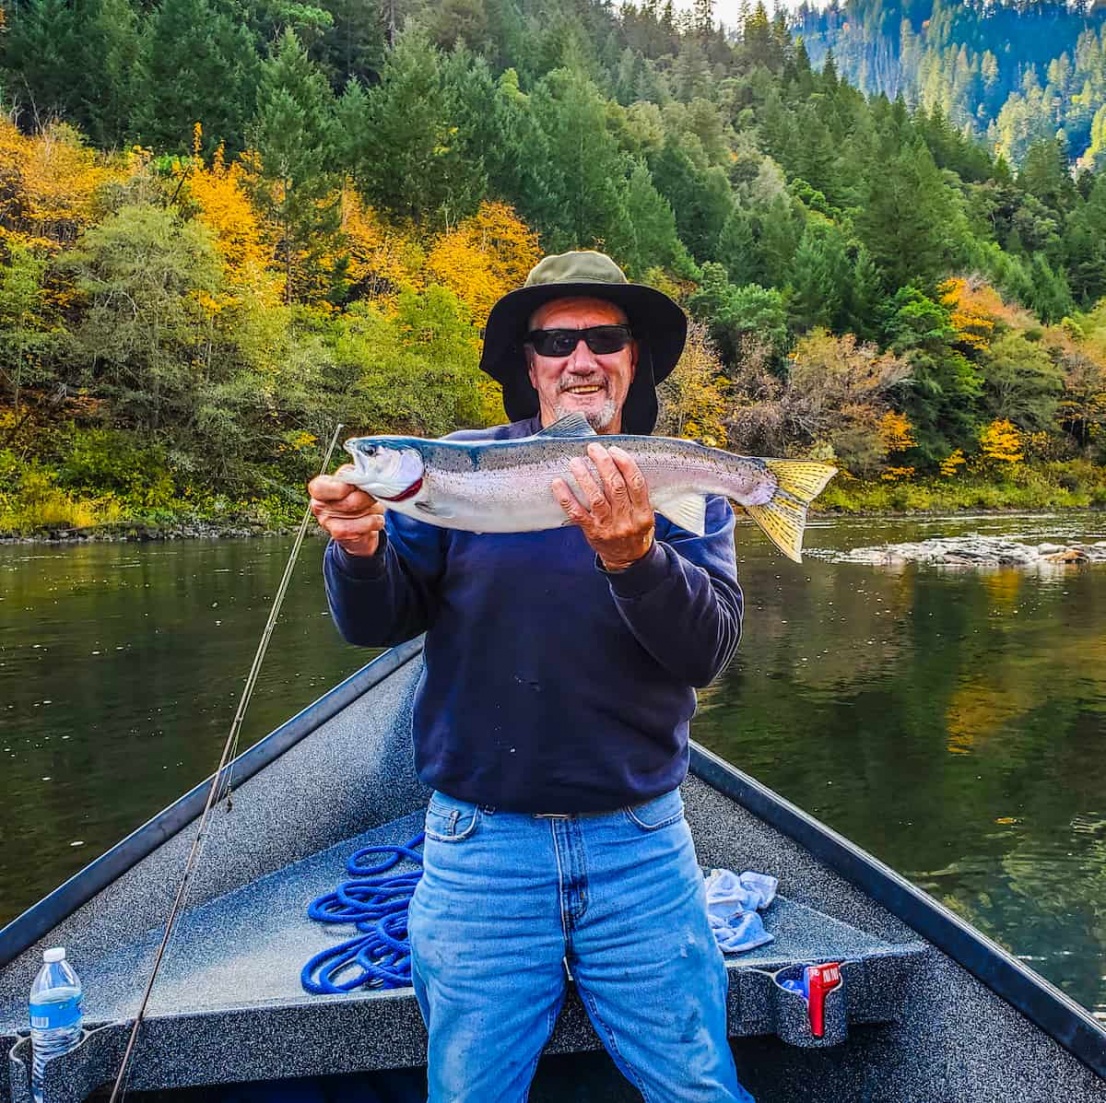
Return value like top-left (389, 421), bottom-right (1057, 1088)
top-left (308, 465), bottom-right (386, 558)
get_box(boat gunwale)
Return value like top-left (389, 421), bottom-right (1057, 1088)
top-left (1, 639), bottom-right (1104, 1082)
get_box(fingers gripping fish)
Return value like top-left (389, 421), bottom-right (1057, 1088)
top-left (339, 412), bottom-right (836, 563)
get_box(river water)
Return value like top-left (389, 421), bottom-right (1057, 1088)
top-left (1, 513), bottom-right (1104, 1018)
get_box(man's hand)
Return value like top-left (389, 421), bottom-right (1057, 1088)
top-left (308, 465), bottom-right (386, 558)
top-left (551, 443), bottom-right (655, 572)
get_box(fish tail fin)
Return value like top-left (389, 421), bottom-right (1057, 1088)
top-left (743, 460), bottom-right (837, 562)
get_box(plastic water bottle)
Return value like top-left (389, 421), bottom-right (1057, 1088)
top-left (28, 947), bottom-right (83, 1103)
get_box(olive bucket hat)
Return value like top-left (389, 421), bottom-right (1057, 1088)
top-left (479, 250), bottom-right (687, 435)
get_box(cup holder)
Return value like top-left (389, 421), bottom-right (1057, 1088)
top-left (769, 961), bottom-right (848, 1048)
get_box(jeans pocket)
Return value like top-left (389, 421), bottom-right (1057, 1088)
top-left (622, 788), bottom-right (685, 832)
top-left (424, 792), bottom-right (482, 843)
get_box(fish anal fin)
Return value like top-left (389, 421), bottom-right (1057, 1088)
top-left (654, 493), bottom-right (707, 536)
top-left (534, 412), bottom-right (597, 438)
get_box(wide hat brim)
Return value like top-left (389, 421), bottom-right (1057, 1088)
top-left (479, 279), bottom-right (687, 435)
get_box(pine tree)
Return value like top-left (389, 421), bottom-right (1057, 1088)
top-left (526, 67), bottom-right (636, 258)
top-left (249, 28), bottom-right (340, 302)
top-left (1064, 171), bottom-right (1106, 304)
top-left (787, 221), bottom-right (847, 333)
top-left (135, 0), bottom-right (262, 154)
top-left (315, 0), bottom-right (389, 87)
top-left (2, 0), bottom-right (83, 125)
top-left (649, 141), bottom-right (733, 261)
top-left (622, 158), bottom-right (693, 276)
top-left (341, 31), bottom-right (487, 227)
top-left (856, 143), bottom-right (956, 291)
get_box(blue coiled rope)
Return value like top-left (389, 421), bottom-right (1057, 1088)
top-left (301, 833), bottom-right (424, 994)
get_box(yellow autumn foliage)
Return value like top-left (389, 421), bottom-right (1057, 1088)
top-left (425, 201), bottom-right (541, 323)
top-left (979, 418), bottom-right (1024, 463)
top-left (0, 118), bottom-right (122, 253)
top-left (341, 186), bottom-right (425, 305)
top-left (880, 465), bottom-right (916, 482)
top-left (939, 276), bottom-right (999, 352)
top-left (182, 142), bottom-right (281, 303)
top-left (877, 410), bottom-right (916, 453)
top-left (656, 321), bottom-right (729, 447)
top-left (939, 448), bottom-right (967, 477)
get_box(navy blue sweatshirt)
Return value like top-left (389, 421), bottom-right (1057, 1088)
top-left (323, 415), bottom-right (743, 813)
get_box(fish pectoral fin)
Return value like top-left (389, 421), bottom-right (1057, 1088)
top-left (415, 500), bottom-right (454, 518)
top-left (533, 412), bottom-right (598, 439)
top-left (654, 493), bottom-right (707, 537)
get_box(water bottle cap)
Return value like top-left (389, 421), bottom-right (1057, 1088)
top-left (42, 948), bottom-right (66, 963)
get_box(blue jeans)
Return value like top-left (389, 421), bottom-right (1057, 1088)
top-left (407, 788), bottom-right (755, 1103)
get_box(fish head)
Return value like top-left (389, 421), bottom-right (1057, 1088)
top-left (343, 438), bottom-right (425, 501)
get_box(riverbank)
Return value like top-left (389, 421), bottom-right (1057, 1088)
top-left (0, 518), bottom-right (302, 543)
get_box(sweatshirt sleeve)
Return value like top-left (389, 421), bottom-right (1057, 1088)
top-left (600, 496), bottom-right (743, 688)
top-left (323, 512), bottom-right (449, 647)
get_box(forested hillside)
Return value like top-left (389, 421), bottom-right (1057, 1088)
top-left (796, 0), bottom-right (1106, 168)
top-left (1, 0), bottom-right (1104, 534)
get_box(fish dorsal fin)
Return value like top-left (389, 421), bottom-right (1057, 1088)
top-left (534, 412), bottom-right (597, 438)
top-left (654, 492), bottom-right (707, 537)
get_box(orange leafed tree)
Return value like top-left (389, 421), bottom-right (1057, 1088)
top-left (425, 201), bottom-right (541, 323)
top-left (939, 277), bottom-right (1000, 352)
top-left (877, 410), bottom-right (916, 453)
top-left (340, 185), bottom-right (425, 304)
top-left (0, 118), bottom-right (121, 254)
top-left (182, 138), bottom-right (280, 301)
top-left (979, 418), bottom-right (1024, 463)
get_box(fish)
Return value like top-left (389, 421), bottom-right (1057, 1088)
top-left (339, 412), bottom-right (837, 562)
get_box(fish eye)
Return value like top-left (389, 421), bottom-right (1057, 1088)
top-left (363, 445), bottom-right (379, 458)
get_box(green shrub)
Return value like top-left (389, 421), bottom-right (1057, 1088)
top-left (58, 428), bottom-right (177, 508)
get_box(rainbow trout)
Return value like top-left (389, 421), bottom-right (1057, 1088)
top-left (340, 412), bottom-right (836, 562)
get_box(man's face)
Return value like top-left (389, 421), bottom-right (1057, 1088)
top-left (525, 297), bottom-right (638, 434)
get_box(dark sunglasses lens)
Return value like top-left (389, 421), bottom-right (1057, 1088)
top-left (585, 326), bottom-right (631, 354)
top-left (537, 332), bottom-right (579, 356)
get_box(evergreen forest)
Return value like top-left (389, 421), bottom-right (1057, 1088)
top-left (2, 0), bottom-right (1105, 534)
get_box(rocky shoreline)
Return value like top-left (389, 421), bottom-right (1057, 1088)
top-left (0, 519), bottom-right (303, 544)
top-left (809, 536), bottom-right (1106, 567)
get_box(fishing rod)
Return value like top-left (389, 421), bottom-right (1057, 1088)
top-left (106, 423), bottom-right (345, 1103)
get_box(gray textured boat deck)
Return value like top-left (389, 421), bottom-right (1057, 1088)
top-left (0, 810), bottom-right (920, 1032)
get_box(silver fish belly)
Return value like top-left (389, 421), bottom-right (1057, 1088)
top-left (342, 413), bottom-right (837, 561)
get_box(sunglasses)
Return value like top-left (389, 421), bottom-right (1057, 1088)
top-left (525, 324), bottom-right (633, 357)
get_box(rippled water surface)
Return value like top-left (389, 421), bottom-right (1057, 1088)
top-left (2, 513), bottom-right (1104, 1017)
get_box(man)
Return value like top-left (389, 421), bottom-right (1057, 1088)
top-left (308, 251), bottom-right (755, 1103)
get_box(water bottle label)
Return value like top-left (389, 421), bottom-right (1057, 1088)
top-left (29, 992), bottom-right (82, 1031)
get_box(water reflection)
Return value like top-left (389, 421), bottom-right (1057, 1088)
top-left (1, 514), bottom-right (1104, 1019)
top-left (695, 512), bottom-right (1106, 1019)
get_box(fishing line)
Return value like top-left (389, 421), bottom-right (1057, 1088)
top-left (106, 423), bottom-right (345, 1103)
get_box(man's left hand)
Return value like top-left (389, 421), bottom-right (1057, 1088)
top-left (552, 443), bottom-right (655, 572)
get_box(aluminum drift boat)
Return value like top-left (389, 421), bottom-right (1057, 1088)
top-left (1, 641), bottom-right (1104, 1102)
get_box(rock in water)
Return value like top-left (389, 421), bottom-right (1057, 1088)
top-left (809, 535), bottom-right (1106, 568)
